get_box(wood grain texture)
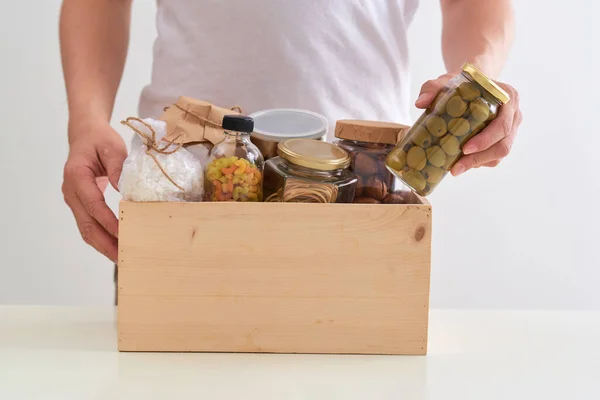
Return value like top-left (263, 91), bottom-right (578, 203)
top-left (334, 119), bottom-right (411, 145)
top-left (118, 200), bottom-right (432, 354)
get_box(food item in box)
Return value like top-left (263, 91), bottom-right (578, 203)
top-left (159, 96), bottom-right (243, 146)
top-left (333, 120), bottom-right (411, 204)
top-left (249, 108), bottom-right (328, 160)
top-left (118, 117), bottom-right (204, 202)
top-left (205, 156), bottom-right (262, 201)
top-left (158, 97), bottom-right (246, 167)
top-left (363, 176), bottom-right (387, 201)
top-left (355, 176), bottom-right (365, 197)
top-left (354, 196), bottom-right (381, 204)
top-left (382, 193), bottom-right (406, 204)
top-left (386, 63), bottom-right (510, 196)
top-left (263, 139), bottom-right (356, 203)
top-left (204, 115), bottom-right (264, 202)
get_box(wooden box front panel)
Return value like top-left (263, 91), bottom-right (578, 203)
top-left (118, 200), bottom-right (432, 354)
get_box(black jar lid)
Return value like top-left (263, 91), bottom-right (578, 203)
top-left (222, 115), bottom-right (254, 133)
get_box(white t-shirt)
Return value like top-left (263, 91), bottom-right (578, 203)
top-left (139, 0), bottom-right (420, 134)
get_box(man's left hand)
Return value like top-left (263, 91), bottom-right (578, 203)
top-left (415, 73), bottom-right (522, 176)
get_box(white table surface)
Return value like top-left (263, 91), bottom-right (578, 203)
top-left (0, 307), bottom-right (598, 400)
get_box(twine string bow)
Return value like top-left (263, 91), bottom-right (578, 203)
top-left (121, 117), bottom-right (186, 191)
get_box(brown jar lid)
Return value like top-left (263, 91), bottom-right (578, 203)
top-left (278, 138), bottom-right (351, 171)
top-left (334, 120), bottom-right (410, 145)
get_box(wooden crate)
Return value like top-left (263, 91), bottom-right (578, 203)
top-left (117, 196), bottom-right (432, 355)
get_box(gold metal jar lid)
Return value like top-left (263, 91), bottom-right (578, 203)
top-left (334, 119), bottom-right (410, 145)
top-left (461, 63), bottom-right (510, 104)
top-left (278, 138), bottom-right (351, 171)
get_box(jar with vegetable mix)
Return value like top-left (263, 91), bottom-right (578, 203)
top-left (263, 139), bottom-right (357, 203)
top-left (204, 115), bottom-right (264, 202)
top-left (385, 63), bottom-right (510, 196)
top-left (333, 120), bottom-right (410, 204)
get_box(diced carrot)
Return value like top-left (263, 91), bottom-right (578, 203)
top-left (222, 165), bottom-right (237, 175)
top-left (213, 180), bottom-right (222, 193)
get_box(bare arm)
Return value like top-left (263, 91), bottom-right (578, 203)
top-left (415, 0), bottom-right (521, 177)
top-left (60, 0), bottom-right (132, 133)
top-left (59, 0), bottom-right (132, 262)
top-left (440, 0), bottom-right (515, 78)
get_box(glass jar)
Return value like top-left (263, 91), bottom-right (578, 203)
top-left (333, 120), bottom-right (411, 204)
top-left (249, 108), bottom-right (328, 160)
top-left (263, 139), bottom-right (357, 203)
top-left (386, 63), bottom-right (510, 196)
top-left (204, 115), bottom-right (264, 202)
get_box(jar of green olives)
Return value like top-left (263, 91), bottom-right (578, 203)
top-left (385, 63), bottom-right (510, 196)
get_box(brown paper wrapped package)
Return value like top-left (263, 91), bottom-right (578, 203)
top-left (159, 96), bottom-right (243, 145)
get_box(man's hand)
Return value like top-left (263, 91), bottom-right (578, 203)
top-left (415, 73), bottom-right (522, 176)
top-left (62, 121), bottom-right (127, 262)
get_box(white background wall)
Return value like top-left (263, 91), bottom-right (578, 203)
top-left (0, 0), bottom-right (598, 309)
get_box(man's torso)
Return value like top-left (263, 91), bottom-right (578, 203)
top-left (139, 0), bottom-right (420, 131)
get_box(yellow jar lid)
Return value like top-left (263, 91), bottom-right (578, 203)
top-left (462, 63), bottom-right (510, 104)
top-left (278, 138), bottom-right (351, 171)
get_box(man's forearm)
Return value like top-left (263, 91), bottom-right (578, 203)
top-left (60, 0), bottom-right (132, 140)
top-left (440, 0), bottom-right (514, 78)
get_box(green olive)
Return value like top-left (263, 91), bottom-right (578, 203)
top-left (421, 183), bottom-right (433, 196)
top-left (430, 91), bottom-right (450, 114)
top-left (411, 126), bottom-right (433, 148)
top-left (457, 82), bottom-right (481, 101)
top-left (448, 118), bottom-right (471, 137)
top-left (443, 154), bottom-right (458, 170)
top-left (425, 145), bottom-right (446, 168)
top-left (402, 168), bottom-right (427, 191)
top-left (406, 146), bottom-right (427, 170)
top-left (469, 118), bottom-right (486, 134)
top-left (425, 115), bottom-right (448, 137)
top-left (422, 165), bottom-right (445, 183)
top-left (440, 134), bottom-right (461, 156)
top-left (446, 96), bottom-right (468, 117)
top-left (386, 149), bottom-right (406, 172)
top-left (469, 98), bottom-right (490, 122)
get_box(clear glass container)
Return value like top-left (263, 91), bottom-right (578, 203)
top-left (386, 63), bottom-right (510, 196)
top-left (204, 115), bottom-right (264, 202)
top-left (263, 139), bottom-right (357, 203)
top-left (333, 120), bottom-right (411, 204)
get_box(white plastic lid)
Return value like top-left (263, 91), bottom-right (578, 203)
top-left (249, 108), bottom-right (328, 142)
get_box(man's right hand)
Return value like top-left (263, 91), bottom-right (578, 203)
top-left (62, 121), bottom-right (127, 262)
